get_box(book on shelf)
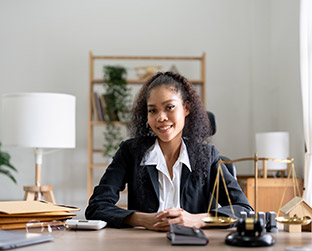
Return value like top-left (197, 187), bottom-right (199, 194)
top-left (92, 91), bottom-right (124, 122)
top-left (94, 92), bottom-right (104, 121)
top-left (93, 91), bottom-right (109, 122)
top-left (92, 92), bottom-right (99, 121)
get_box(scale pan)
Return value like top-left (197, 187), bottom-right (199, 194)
top-left (202, 216), bottom-right (237, 226)
top-left (276, 216), bottom-right (311, 225)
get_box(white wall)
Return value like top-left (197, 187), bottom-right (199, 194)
top-left (209, 0), bottom-right (303, 176)
top-left (0, 0), bottom-right (303, 213)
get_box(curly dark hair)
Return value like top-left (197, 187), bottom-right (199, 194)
top-left (129, 71), bottom-right (211, 144)
top-left (128, 72), bottom-right (212, 203)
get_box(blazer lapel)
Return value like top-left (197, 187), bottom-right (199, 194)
top-left (180, 164), bottom-right (191, 205)
top-left (145, 165), bottom-right (159, 199)
top-left (180, 141), bottom-right (197, 207)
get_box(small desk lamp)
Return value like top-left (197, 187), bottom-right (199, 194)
top-left (1, 93), bottom-right (75, 203)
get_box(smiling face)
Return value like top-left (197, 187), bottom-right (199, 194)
top-left (147, 85), bottom-right (189, 146)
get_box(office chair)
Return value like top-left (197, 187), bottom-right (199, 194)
top-left (207, 111), bottom-right (237, 179)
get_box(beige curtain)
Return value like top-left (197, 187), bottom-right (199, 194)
top-left (300, 0), bottom-right (312, 206)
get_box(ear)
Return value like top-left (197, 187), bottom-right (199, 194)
top-left (184, 101), bottom-right (190, 116)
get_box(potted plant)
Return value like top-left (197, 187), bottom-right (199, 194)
top-left (102, 65), bottom-right (131, 158)
top-left (0, 142), bottom-right (17, 183)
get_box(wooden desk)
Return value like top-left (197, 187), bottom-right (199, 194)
top-left (18, 227), bottom-right (312, 251)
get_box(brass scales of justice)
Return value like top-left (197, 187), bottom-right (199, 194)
top-left (202, 153), bottom-right (311, 226)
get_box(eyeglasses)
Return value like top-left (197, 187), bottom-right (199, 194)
top-left (26, 220), bottom-right (65, 233)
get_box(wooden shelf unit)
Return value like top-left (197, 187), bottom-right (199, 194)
top-left (88, 52), bottom-right (206, 197)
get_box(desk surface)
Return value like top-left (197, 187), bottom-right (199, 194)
top-left (19, 227), bottom-right (312, 251)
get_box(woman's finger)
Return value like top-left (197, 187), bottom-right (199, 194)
top-left (154, 216), bottom-right (182, 228)
top-left (156, 209), bottom-right (182, 219)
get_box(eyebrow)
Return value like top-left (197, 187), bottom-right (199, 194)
top-left (147, 99), bottom-right (178, 107)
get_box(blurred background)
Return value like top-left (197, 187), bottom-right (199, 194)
top-left (0, 0), bottom-right (303, 214)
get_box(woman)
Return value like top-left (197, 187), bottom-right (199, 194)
top-left (85, 72), bottom-right (252, 231)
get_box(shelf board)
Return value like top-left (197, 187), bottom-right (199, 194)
top-left (92, 55), bottom-right (203, 61)
top-left (92, 149), bottom-right (103, 153)
top-left (92, 78), bottom-right (145, 84)
top-left (90, 121), bottom-right (124, 126)
top-left (91, 78), bottom-right (203, 85)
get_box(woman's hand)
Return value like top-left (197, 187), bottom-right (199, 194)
top-left (124, 208), bottom-right (209, 231)
top-left (153, 208), bottom-right (207, 231)
top-left (123, 211), bottom-right (166, 231)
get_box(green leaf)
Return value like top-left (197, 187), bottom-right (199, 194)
top-left (102, 65), bottom-right (131, 157)
top-left (0, 168), bottom-right (17, 183)
top-left (0, 141), bottom-right (17, 183)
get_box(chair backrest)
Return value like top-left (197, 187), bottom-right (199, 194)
top-left (207, 111), bottom-right (237, 179)
top-left (207, 111), bottom-right (217, 136)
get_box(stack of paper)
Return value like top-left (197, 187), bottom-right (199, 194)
top-left (0, 201), bottom-right (80, 230)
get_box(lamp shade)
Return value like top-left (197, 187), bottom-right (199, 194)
top-left (2, 93), bottom-right (75, 148)
top-left (255, 131), bottom-right (289, 171)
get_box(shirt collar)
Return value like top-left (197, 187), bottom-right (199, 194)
top-left (141, 138), bottom-right (192, 172)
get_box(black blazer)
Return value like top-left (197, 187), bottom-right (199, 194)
top-left (85, 137), bottom-right (252, 228)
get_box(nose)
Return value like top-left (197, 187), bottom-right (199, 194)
top-left (157, 111), bottom-right (168, 122)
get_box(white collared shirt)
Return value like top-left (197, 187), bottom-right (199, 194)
top-left (141, 139), bottom-right (192, 212)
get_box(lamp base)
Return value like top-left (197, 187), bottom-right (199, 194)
top-left (23, 185), bottom-right (56, 204)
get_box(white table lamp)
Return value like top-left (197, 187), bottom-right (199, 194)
top-left (1, 93), bottom-right (76, 203)
top-left (256, 131), bottom-right (290, 174)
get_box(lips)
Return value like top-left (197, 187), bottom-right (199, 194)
top-left (158, 125), bottom-right (173, 132)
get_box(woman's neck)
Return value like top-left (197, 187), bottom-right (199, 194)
top-left (158, 137), bottom-right (181, 157)
top-left (158, 137), bottom-right (182, 179)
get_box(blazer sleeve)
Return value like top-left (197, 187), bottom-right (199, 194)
top-left (209, 146), bottom-right (253, 218)
top-left (85, 140), bottom-right (136, 228)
